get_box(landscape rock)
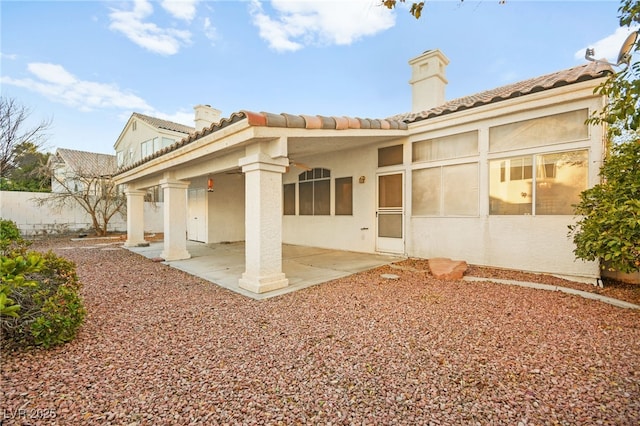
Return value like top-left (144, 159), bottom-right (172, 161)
top-left (428, 257), bottom-right (468, 280)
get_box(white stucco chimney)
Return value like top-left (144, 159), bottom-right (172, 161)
top-left (194, 104), bottom-right (222, 130)
top-left (409, 49), bottom-right (449, 113)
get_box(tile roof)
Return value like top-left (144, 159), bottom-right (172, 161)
top-left (132, 112), bottom-right (195, 134)
top-left (54, 148), bottom-right (117, 177)
top-left (389, 61), bottom-right (613, 123)
top-left (116, 112), bottom-right (408, 174)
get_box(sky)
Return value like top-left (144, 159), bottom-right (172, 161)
top-left (1, 0), bottom-right (637, 155)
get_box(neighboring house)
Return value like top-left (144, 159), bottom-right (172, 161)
top-left (114, 49), bottom-right (612, 294)
top-left (114, 106), bottom-right (220, 202)
top-left (48, 148), bottom-right (117, 194)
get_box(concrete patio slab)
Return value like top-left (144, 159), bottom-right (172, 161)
top-left (127, 241), bottom-right (403, 300)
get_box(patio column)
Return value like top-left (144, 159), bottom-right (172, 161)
top-left (123, 187), bottom-right (148, 247)
top-left (238, 153), bottom-right (289, 293)
top-left (159, 177), bottom-right (191, 261)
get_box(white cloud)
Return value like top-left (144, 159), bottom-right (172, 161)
top-left (0, 63), bottom-right (154, 113)
top-left (576, 26), bottom-right (639, 65)
top-left (161, 0), bottom-right (199, 22)
top-left (1, 52), bottom-right (17, 60)
top-left (203, 17), bottom-right (219, 44)
top-left (249, 0), bottom-right (395, 52)
top-left (155, 110), bottom-right (195, 127)
top-left (109, 0), bottom-right (192, 55)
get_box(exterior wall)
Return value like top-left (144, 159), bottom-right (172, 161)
top-left (0, 191), bottom-right (163, 236)
top-left (205, 173), bottom-right (246, 243)
top-left (114, 120), bottom-right (187, 169)
top-left (282, 146), bottom-right (380, 253)
top-left (404, 85), bottom-right (605, 282)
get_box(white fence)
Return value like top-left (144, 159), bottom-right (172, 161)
top-left (0, 191), bottom-right (163, 237)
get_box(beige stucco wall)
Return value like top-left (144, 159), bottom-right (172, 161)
top-left (206, 173), bottom-right (246, 243)
top-left (282, 145), bottom-right (380, 253)
top-left (404, 83), bottom-right (604, 281)
top-left (115, 119), bottom-right (188, 169)
top-left (0, 191), bottom-right (163, 236)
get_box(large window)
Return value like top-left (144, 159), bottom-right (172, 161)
top-left (412, 163), bottom-right (478, 216)
top-left (412, 131), bottom-right (478, 162)
top-left (299, 168), bottom-right (331, 215)
top-left (489, 150), bottom-right (588, 215)
top-left (335, 177), bottom-right (353, 215)
top-left (489, 109), bottom-right (589, 152)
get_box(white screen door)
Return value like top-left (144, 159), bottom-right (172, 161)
top-left (376, 173), bottom-right (404, 254)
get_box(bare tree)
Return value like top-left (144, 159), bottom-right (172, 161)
top-left (0, 97), bottom-right (51, 178)
top-left (35, 150), bottom-right (126, 236)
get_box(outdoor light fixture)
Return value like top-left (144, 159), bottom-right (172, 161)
top-left (359, 176), bottom-right (366, 184)
top-left (207, 178), bottom-right (214, 192)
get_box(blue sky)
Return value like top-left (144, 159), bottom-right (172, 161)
top-left (1, 0), bottom-right (636, 155)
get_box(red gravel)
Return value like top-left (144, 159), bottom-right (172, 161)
top-left (1, 238), bottom-right (639, 425)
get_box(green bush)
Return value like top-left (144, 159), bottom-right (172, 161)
top-left (0, 222), bottom-right (86, 349)
top-left (569, 140), bottom-right (640, 273)
top-left (0, 219), bottom-right (24, 252)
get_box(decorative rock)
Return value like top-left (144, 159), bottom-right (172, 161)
top-left (428, 258), bottom-right (468, 280)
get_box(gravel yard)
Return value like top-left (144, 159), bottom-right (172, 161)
top-left (1, 238), bottom-right (639, 425)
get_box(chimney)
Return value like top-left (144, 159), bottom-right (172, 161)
top-left (409, 49), bottom-right (449, 113)
top-left (194, 104), bottom-right (222, 130)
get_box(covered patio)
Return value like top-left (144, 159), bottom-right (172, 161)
top-left (126, 241), bottom-right (403, 300)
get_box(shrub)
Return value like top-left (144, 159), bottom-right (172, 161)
top-left (0, 222), bottom-right (86, 349)
top-left (0, 219), bottom-right (24, 252)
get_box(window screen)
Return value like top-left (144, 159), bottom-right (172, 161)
top-left (335, 177), bottom-right (353, 215)
top-left (378, 145), bottom-right (403, 167)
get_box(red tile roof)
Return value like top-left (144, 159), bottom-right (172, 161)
top-left (117, 112), bottom-right (408, 174)
top-left (132, 112), bottom-right (195, 134)
top-left (389, 62), bottom-right (613, 123)
top-left (53, 148), bottom-right (117, 177)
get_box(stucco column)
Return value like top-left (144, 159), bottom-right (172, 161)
top-left (159, 178), bottom-right (191, 261)
top-left (123, 187), bottom-right (148, 247)
top-left (238, 153), bottom-right (289, 293)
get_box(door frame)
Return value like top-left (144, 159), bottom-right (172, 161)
top-left (376, 171), bottom-right (405, 254)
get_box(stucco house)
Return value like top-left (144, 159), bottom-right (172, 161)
top-left (48, 148), bottom-right (117, 194)
top-left (114, 109), bottom-right (218, 202)
top-left (114, 49), bottom-right (612, 294)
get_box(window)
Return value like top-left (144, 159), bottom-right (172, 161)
top-left (378, 145), bottom-right (403, 167)
top-left (489, 150), bottom-right (588, 215)
top-left (335, 177), bottom-right (353, 215)
top-left (283, 183), bottom-right (296, 215)
top-left (141, 139), bottom-right (153, 158)
top-left (141, 137), bottom-right (169, 159)
top-left (412, 163), bottom-right (478, 216)
top-left (116, 151), bottom-right (124, 167)
top-left (144, 185), bottom-right (164, 202)
top-left (299, 168), bottom-right (330, 215)
top-left (412, 131), bottom-right (478, 162)
top-left (161, 137), bottom-right (174, 150)
top-left (489, 109), bottom-right (589, 152)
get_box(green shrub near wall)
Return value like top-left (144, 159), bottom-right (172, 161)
top-left (0, 219), bottom-right (86, 349)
